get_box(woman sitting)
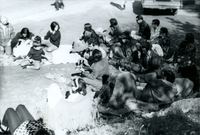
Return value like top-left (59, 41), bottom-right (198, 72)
top-left (11, 27), bottom-right (35, 58)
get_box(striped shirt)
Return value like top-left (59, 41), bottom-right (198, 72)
top-left (0, 23), bottom-right (15, 46)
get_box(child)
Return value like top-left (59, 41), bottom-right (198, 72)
top-left (20, 36), bottom-right (44, 70)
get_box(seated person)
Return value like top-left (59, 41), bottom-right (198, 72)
top-left (11, 27), bottom-right (35, 55)
top-left (152, 27), bottom-right (171, 59)
top-left (136, 15), bottom-right (151, 40)
top-left (80, 23), bottom-right (99, 46)
top-left (81, 49), bottom-right (109, 90)
top-left (108, 31), bottom-right (138, 64)
top-left (1, 104), bottom-right (54, 135)
top-left (173, 33), bottom-right (196, 67)
top-left (106, 18), bottom-right (123, 46)
top-left (150, 19), bottom-right (160, 42)
top-left (20, 36), bottom-right (45, 70)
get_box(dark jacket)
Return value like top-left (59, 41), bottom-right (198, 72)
top-left (138, 20), bottom-right (151, 40)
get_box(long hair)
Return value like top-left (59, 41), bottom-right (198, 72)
top-left (20, 27), bottom-right (30, 38)
top-left (50, 21), bottom-right (60, 31)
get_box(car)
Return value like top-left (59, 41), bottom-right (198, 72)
top-left (141, 0), bottom-right (183, 14)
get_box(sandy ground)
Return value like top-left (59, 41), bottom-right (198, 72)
top-left (0, 0), bottom-right (200, 133)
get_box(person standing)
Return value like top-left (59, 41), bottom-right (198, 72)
top-left (0, 16), bottom-right (15, 56)
top-left (51, 0), bottom-right (65, 11)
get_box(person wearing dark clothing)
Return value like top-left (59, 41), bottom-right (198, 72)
top-left (136, 15), bottom-right (151, 40)
top-left (107, 18), bottom-right (123, 45)
top-left (11, 27), bottom-right (34, 53)
top-left (80, 23), bottom-right (99, 46)
top-left (51, 0), bottom-right (64, 11)
top-left (174, 33), bottom-right (196, 67)
top-left (20, 36), bottom-right (45, 70)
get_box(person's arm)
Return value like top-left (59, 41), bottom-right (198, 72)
top-left (144, 72), bottom-right (163, 86)
top-left (44, 31), bottom-right (51, 40)
top-left (50, 30), bottom-right (61, 42)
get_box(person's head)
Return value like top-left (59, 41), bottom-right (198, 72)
top-left (20, 27), bottom-right (30, 38)
top-left (0, 16), bottom-right (9, 25)
top-left (119, 31), bottom-right (131, 43)
top-left (141, 41), bottom-right (151, 54)
top-left (84, 23), bottom-right (92, 32)
top-left (33, 36), bottom-right (42, 47)
top-left (152, 19), bottom-right (160, 29)
top-left (159, 27), bottom-right (168, 36)
top-left (136, 15), bottom-right (143, 24)
top-left (91, 49), bottom-right (102, 63)
top-left (109, 18), bottom-right (118, 27)
top-left (162, 69), bottom-right (175, 83)
top-left (35, 128), bottom-right (55, 135)
top-left (185, 33), bottom-right (194, 43)
top-left (50, 21), bottom-right (60, 32)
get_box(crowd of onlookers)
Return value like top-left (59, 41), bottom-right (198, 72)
top-left (0, 13), bottom-right (199, 134)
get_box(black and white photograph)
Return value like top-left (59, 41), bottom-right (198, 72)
top-left (0, 0), bottom-right (200, 134)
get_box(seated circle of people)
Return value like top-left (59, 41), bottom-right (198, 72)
top-left (1, 12), bottom-right (199, 130)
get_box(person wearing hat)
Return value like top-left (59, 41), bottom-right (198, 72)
top-left (108, 31), bottom-right (138, 69)
top-left (80, 23), bottom-right (99, 46)
top-left (0, 16), bottom-right (15, 56)
top-left (20, 36), bottom-right (45, 70)
top-left (136, 15), bottom-right (151, 40)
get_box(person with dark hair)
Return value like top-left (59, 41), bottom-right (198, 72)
top-left (136, 15), bottom-right (151, 40)
top-left (150, 19), bottom-right (160, 41)
top-left (43, 21), bottom-right (61, 52)
top-left (0, 16), bottom-right (15, 56)
top-left (80, 23), bottom-right (99, 46)
top-left (173, 33), bottom-right (199, 93)
top-left (42, 21), bottom-right (61, 62)
top-left (107, 18), bottom-right (123, 45)
top-left (174, 33), bottom-right (196, 67)
top-left (108, 31), bottom-right (138, 67)
top-left (152, 27), bottom-right (170, 59)
top-left (11, 28), bottom-right (34, 50)
top-left (0, 104), bottom-right (54, 135)
top-left (20, 36), bottom-right (45, 70)
top-left (81, 49), bottom-right (110, 90)
top-left (11, 27), bottom-right (35, 56)
top-left (51, 0), bottom-right (64, 11)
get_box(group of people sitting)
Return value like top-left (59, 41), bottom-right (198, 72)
top-left (0, 14), bottom-right (199, 134)
top-left (0, 16), bottom-right (61, 69)
top-left (69, 15), bottom-right (199, 115)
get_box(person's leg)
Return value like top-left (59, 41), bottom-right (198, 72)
top-left (15, 104), bottom-right (34, 122)
top-left (82, 78), bottom-right (102, 91)
top-left (27, 60), bottom-right (41, 70)
top-left (2, 108), bottom-right (22, 134)
top-left (20, 59), bottom-right (31, 68)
